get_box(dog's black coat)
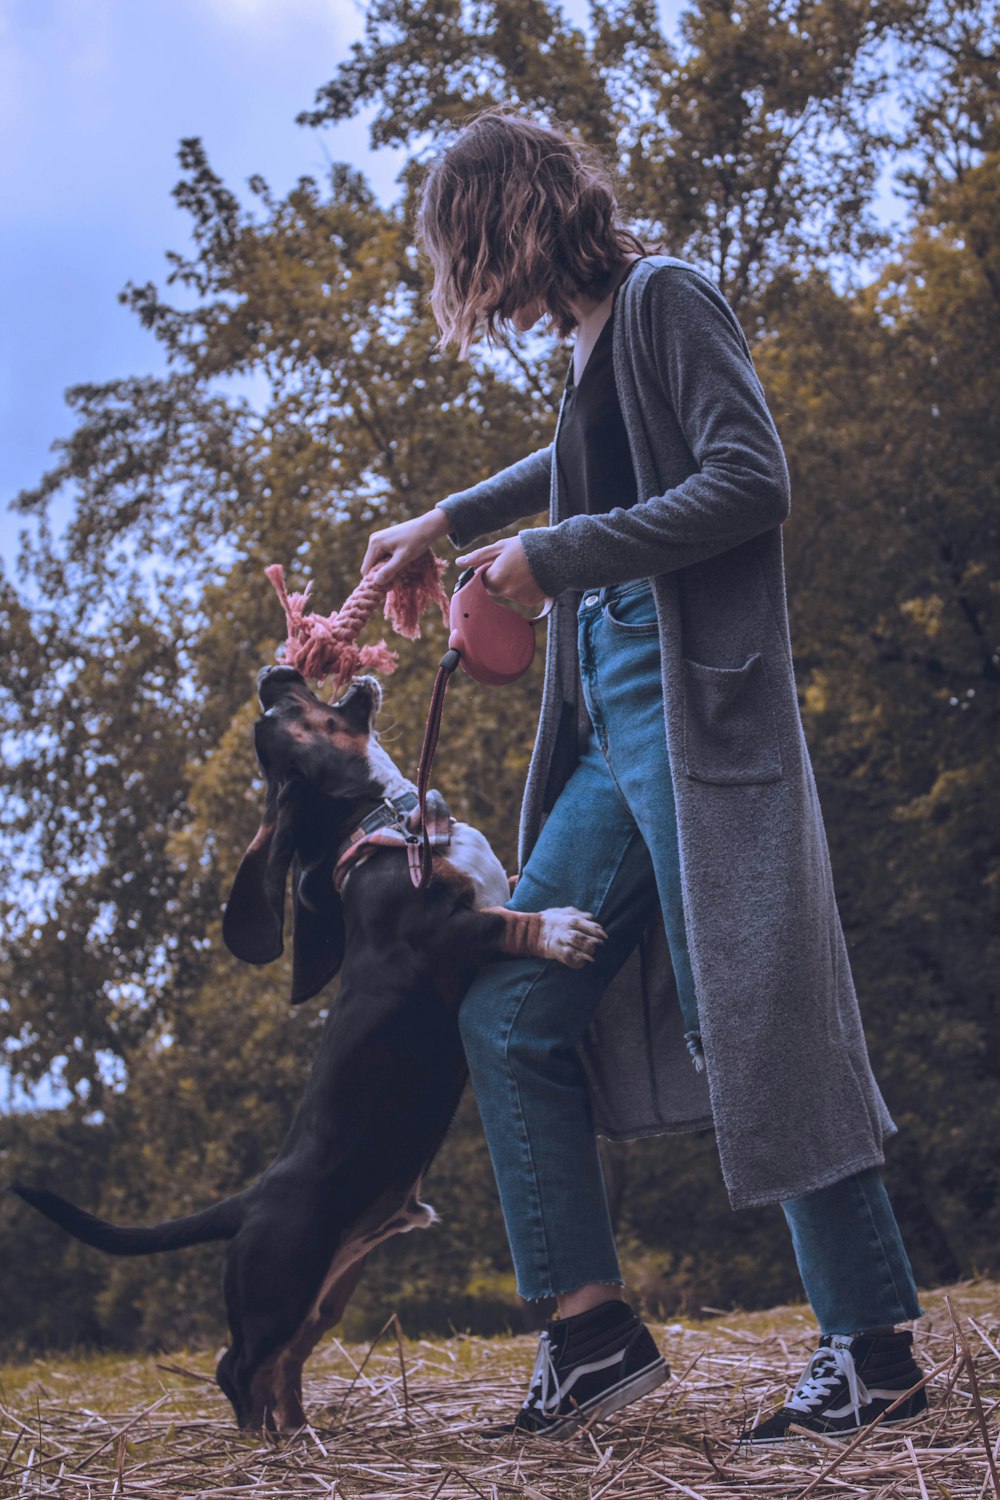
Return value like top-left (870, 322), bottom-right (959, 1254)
top-left (8, 668), bottom-right (605, 1432)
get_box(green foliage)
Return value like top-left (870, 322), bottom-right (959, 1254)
top-left (754, 154), bottom-right (1000, 1286)
top-left (301, 0), bottom-right (933, 306)
top-left (0, 1112), bottom-right (111, 1355)
top-left (1, 0), bottom-right (997, 1355)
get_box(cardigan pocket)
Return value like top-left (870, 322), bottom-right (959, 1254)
top-left (682, 651), bottom-right (784, 784)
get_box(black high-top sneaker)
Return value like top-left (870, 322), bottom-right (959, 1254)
top-left (737, 1328), bottom-right (928, 1448)
top-left (480, 1299), bottom-right (669, 1440)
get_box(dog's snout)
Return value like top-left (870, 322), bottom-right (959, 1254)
top-left (258, 664), bottom-right (306, 709)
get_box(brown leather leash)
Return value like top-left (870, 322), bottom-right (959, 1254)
top-left (410, 648), bottom-right (461, 889)
top-left (408, 567), bottom-right (557, 891)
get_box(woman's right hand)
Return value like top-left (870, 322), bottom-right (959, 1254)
top-left (360, 507), bottom-right (452, 586)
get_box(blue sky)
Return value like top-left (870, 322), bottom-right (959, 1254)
top-left (0, 0), bottom-right (412, 566)
top-left (0, 0), bottom-right (699, 571)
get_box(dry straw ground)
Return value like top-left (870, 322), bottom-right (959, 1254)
top-left (1, 1280), bottom-right (997, 1499)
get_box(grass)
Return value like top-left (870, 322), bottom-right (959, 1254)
top-left (0, 1279), bottom-right (997, 1498)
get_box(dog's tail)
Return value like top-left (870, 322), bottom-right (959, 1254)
top-left (6, 1181), bottom-right (244, 1256)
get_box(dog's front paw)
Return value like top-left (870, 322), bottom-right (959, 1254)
top-left (538, 906), bottom-right (608, 969)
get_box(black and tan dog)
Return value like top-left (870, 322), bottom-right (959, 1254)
top-left (8, 665), bottom-right (607, 1432)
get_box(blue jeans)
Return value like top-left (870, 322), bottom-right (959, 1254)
top-left (458, 577), bottom-right (924, 1333)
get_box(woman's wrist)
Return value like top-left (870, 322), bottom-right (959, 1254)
top-left (422, 504), bottom-right (454, 541)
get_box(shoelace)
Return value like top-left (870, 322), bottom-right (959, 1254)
top-left (785, 1346), bottom-right (871, 1421)
top-left (522, 1330), bottom-right (560, 1415)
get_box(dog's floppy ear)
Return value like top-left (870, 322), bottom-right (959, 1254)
top-left (223, 778), bottom-right (302, 966)
top-left (224, 773), bottom-right (346, 1003)
top-left (288, 848), bottom-right (346, 1006)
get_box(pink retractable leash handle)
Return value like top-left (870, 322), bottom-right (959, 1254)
top-left (448, 562), bottom-right (556, 684)
top-left (410, 563), bottom-right (556, 889)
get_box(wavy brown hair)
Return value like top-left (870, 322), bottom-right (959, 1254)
top-left (413, 106), bottom-right (661, 359)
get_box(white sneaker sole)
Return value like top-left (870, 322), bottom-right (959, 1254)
top-left (534, 1356), bottom-right (670, 1441)
top-left (737, 1406), bottom-right (930, 1452)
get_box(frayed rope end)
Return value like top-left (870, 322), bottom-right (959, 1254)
top-left (264, 552), bottom-right (450, 696)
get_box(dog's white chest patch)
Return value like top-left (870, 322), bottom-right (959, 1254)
top-left (447, 821), bottom-right (511, 908)
top-left (366, 737), bottom-right (419, 803)
top-left (362, 738), bottom-right (510, 907)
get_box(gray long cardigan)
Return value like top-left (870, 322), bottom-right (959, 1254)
top-left (437, 255), bottom-right (896, 1211)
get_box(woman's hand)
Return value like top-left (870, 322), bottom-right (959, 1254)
top-left (360, 508), bottom-right (451, 586)
top-left (455, 536), bottom-right (548, 611)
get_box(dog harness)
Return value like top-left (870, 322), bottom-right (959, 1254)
top-left (332, 789), bottom-right (453, 895)
top-left (264, 558), bottom-right (554, 893)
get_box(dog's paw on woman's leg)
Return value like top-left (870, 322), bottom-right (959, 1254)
top-left (535, 906), bottom-right (608, 968)
top-left (431, 903), bottom-right (608, 968)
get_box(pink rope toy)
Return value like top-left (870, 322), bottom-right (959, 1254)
top-left (264, 553), bottom-right (451, 697)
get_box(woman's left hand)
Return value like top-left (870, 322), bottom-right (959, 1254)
top-left (454, 536), bottom-right (548, 611)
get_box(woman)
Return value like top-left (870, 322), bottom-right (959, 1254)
top-left (360, 106), bottom-right (928, 1447)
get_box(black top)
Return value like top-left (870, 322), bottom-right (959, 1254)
top-left (556, 258), bottom-right (643, 517)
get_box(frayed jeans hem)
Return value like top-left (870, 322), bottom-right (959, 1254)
top-left (519, 1277), bottom-right (626, 1304)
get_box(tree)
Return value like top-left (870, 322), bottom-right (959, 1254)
top-left (3, 1), bottom-right (997, 1352)
top-left (301, 0), bottom-right (927, 308)
top-left (752, 150), bottom-right (1000, 1281)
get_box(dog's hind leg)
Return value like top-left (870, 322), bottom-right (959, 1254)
top-left (266, 1252), bottom-right (371, 1432)
top-left (216, 1214), bottom-right (335, 1432)
top-left (237, 1183), bottom-right (437, 1433)
top-left (268, 1190), bottom-right (436, 1431)
top-left (239, 1248), bottom-right (370, 1434)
